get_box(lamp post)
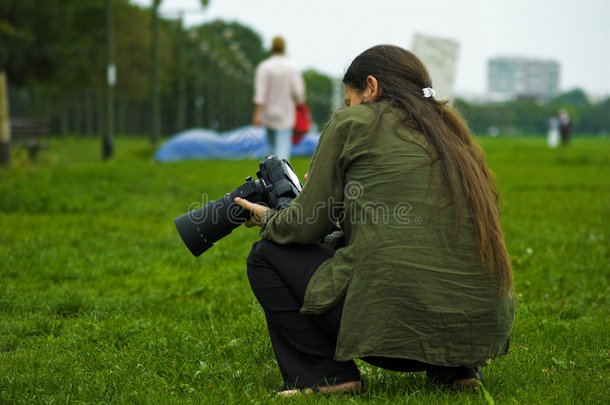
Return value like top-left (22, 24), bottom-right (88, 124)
top-left (103, 0), bottom-right (115, 159)
top-left (199, 41), bottom-right (210, 128)
top-left (176, 12), bottom-right (186, 132)
top-left (190, 30), bottom-right (203, 128)
top-left (150, 0), bottom-right (162, 143)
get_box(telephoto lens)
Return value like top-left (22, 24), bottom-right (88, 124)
top-left (174, 179), bottom-right (266, 257)
top-left (174, 155), bottom-right (302, 257)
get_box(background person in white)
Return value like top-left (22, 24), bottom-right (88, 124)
top-left (253, 36), bottom-right (305, 160)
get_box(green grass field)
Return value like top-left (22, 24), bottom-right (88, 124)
top-left (1, 136), bottom-right (609, 404)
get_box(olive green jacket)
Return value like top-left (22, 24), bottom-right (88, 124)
top-left (260, 103), bottom-right (513, 367)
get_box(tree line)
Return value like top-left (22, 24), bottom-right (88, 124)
top-left (2, 0), bottom-right (607, 139)
top-left (0, 0), bottom-right (333, 137)
top-left (456, 89), bottom-right (610, 137)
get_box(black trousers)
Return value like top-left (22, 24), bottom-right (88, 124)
top-left (246, 239), bottom-right (479, 390)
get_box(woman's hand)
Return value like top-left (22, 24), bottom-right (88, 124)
top-left (234, 197), bottom-right (270, 228)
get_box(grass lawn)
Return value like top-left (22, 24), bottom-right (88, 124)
top-left (1, 135), bottom-right (609, 404)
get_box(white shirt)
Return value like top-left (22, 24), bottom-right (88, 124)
top-left (254, 55), bottom-right (305, 131)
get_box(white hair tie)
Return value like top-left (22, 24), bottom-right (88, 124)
top-left (422, 87), bottom-right (436, 98)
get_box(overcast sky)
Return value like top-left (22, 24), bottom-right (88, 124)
top-left (132, 0), bottom-right (610, 98)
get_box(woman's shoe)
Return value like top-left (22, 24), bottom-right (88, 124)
top-left (427, 366), bottom-right (483, 391)
top-left (451, 368), bottom-right (483, 391)
top-left (277, 380), bottom-right (362, 397)
top-left (276, 387), bottom-right (319, 397)
top-left (452, 377), bottom-right (480, 391)
top-left (318, 380), bottom-right (362, 395)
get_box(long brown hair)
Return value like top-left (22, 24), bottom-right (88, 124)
top-left (343, 45), bottom-right (513, 296)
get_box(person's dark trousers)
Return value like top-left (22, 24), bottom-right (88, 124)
top-left (560, 127), bottom-right (571, 145)
top-left (246, 239), bottom-right (360, 390)
top-left (246, 239), bottom-right (480, 390)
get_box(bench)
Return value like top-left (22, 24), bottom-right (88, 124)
top-left (10, 118), bottom-right (50, 161)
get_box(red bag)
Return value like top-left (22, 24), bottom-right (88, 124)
top-left (292, 104), bottom-right (311, 144)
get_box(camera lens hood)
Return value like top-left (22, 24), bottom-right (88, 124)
top-left (174, 207), bottom-right (216, 257)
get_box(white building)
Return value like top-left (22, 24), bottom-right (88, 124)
top-left (412, 34), bottom-right (460, 101)
top-left (488, 57), bottom-right (559, 102)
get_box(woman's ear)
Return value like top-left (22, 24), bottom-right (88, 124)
top-left (365, 75), bottom-right (381, 101)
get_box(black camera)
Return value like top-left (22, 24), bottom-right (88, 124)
top-left (174, 155), bottom-right (302, 256)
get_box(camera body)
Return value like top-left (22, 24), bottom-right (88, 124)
top-left (174, 155), bottom-right (302, 256)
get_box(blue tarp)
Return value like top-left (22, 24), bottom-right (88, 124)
top-left (154, 126), bottom-right (321, 162)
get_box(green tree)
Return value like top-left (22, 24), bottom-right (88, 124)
top-left (551, 88), bottom-right (589, 107)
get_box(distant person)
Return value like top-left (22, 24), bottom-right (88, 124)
top-left (237, 45), bottom-right (513, 396)
top-left (559, 109), bottom-right (572, 146)
top-left (253, 36), bottom-right (306, 160)
top-left (548, 111), bottom-right (560, 148)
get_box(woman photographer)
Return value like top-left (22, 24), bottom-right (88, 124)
top-left (235, 44), bottom-right (513, 396)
